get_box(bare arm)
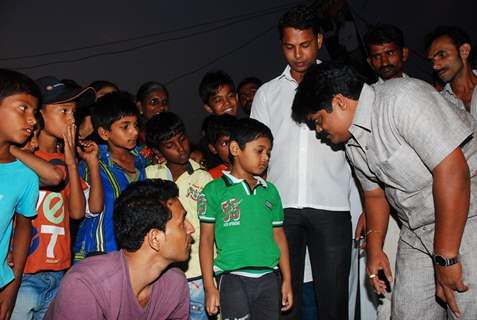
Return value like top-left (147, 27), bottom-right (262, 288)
top-left (432, 148), bottom-right (470, 317)
top-left (199, 222), bottom-right (219, 315)
top-left (64, 124), bottom-right (85, 220)
top-left (0, 215), bottom-right (32, 320)
top-left (10, 146), bottom-right (63, 187)
top-left (364, 186), bottom-right (392, 294)
top-left (273, 227), bottom-right (293, 311)
top-left (77, 141), bottom-right (103, 214)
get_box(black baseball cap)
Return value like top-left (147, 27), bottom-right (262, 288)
top-left (35, 76), bottom-right (96, 108)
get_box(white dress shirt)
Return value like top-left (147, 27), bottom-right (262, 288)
top-left (251, 63), bottom-right (355, 211)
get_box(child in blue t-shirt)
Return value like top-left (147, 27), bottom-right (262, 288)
top-left (0, 69), bottom-right (40, 318)
top-left (74, 92), bottom-right (146, 258)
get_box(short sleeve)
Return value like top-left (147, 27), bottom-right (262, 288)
top-left (16, 171), bottom-right (39, 218)
top-left (250, 86), bottom-right (270, 126)
top-left (394, 82), bottom-right (473, 170)
top-left (269, 184), bottom-right (284, 227)
top-left (197, 182), bottom-right (218, 223)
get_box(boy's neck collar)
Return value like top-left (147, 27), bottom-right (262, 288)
top-left (166, 161), bottom-right (193, 181)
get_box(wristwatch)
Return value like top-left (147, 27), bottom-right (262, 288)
top-left (433, 254), bottom-right (459, 267)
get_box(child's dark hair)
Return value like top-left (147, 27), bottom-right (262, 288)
top-left (198, 70), bottom-right (235, 104)
top-left (205, 114), bottom-right (237, 145)
top-left (230, 118), bottom-right (273, 151)
top-left (424, 25), bottom-right (472, 53)
top-left (89, 80), bottom-right (119, 93)
top-left (278, 5), bottom-right (320, 39)
top-left (91, 91), bottom-right (139, 131)
top-left (363, 24), bottom-right (405, 52)
top-left (136, 81), bottom-right (169, 105)
top-left (145, 112), bottom-right (186, 149)
top-left (114, 179), bottom-right (179, 251)
top-left (0, 69), bottom-right (41, 104)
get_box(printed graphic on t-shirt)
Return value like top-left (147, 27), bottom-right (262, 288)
top-left (186, 183), bottom-right (201, 202)
top-left (221, 198), bottom-right (241, 227)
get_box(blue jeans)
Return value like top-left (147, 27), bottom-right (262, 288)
top-left (189, 278), bottom-right (209, 320)
top-left (11, 271), bottom-right (64, 320)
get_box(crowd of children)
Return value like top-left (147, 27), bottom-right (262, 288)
top-left (0, 61), bottom-right (285, 320)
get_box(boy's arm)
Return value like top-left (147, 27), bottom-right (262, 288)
top-left (64, 124), bottom-right (85, 220)
top-left (10, 146), bottom-right (63, 187)
top-left (273, 227), bottom-right (293, 311)
top-left (199, 222), bottom-right (219, 316)
top-left (77, 141), bottom-right (103, 214)
top-left (0, 215), bottom-right (33, 319)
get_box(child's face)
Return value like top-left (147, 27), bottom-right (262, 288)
top-left (231, 136), bottom-right (271, 176)
top-left (101, 115), bottom-right (139, 150)
top-left (209, 135), bottom-right (230, 165)
top-left (96, 86), bottom-right (117, 99)
top-left (158, 132), bottom-right (191, 165)
top-left (0, 93), bottom-right (38, 145)
top-left (78, 115), bottom-right (94, 141)
top-left (205, 84), bottom-right (238, 116)
top-left (22, 127), bottom-right (40, 153)
top-left (40, 102), bottom-right (76, 139)
top-left (142, 89), bottom-right (169, 120)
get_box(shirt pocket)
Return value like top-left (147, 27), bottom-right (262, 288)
top-left (375, 144), bottom-right (430, 192)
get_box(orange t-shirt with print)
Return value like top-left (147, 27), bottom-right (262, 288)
top-left (24, 151), bottom-right (87, 273)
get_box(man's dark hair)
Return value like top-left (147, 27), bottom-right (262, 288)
top-left (425, 26), bottom-right (472, 53)
top-left (278, 5), bottom-right (320, 39)
top-left (91, 91), bottom-right (139, 131)
top-left (136, 81), bottom-right (169, 106)
top-left (0, 69), bottom-right (41, 105)
top-left (198, 70), bottom-right (235, 104)
top-left (363, 24), bottom-right (405, 52)
top-left (205, 114), bottom-right (238, 145)
top-left (292, 62), bottom-right (365, 128)
top-left (237, 77), bottom-right (263, 91)
top-left (114, 179), bottom-right (179, 251)
top-left (230, 118), bottom-right (273, 151)
top-left (145, 112), bottom-right (186, 149)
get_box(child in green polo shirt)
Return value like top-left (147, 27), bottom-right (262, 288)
top-left (199, 118), bottom-right (293, 320)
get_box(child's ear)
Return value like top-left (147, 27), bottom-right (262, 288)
top-left (208, 143), bottom-right (218, 155)
top-left (97, 127), bottom-right (109, 141)
top-left (203, 104), bottom-right (213, 114)
top-left (229, 141), bottom-right (241, 158)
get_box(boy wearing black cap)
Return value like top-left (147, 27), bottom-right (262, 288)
top-left (11, 77), bottom-right (96, 320)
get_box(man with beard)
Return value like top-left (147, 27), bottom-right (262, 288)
top-left (426, 26), bottom-right (477, 118)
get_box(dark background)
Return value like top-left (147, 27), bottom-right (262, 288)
top-left (1, 0), bottom-right (475, 139)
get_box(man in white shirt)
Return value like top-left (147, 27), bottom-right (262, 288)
top-left (426, 26), bottom-right (477, 118)
top-left (251, 5), bottom-right (356, 319)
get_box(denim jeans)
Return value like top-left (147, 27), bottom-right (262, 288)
top-left (11, 271), bottom-right (64, 320)
top-left (189, 278), bottom-right (209, 320)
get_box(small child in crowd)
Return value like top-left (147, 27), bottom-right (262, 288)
top-left (205, 114), bottom-right (237, 179)
top-left (11, 76), bottom-right (96, 319)
top-left (145, 112), bottom-right (212, 319)
top-left (0, 69), bottom-right (40, 319)
top-left (199, 70), bottom-right (238, 116)
top-left (74, 92), bottom-right (146, 259)
top-left (199, 118), bottom-right (293, 319)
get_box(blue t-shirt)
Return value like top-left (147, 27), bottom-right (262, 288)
top-left (74, 145), bottom-right (145, 257)
top-left (0, 160), bottom-right (38, 288)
